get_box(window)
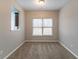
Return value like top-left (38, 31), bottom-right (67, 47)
top-left (32, 18), bottom-right (53, 36)
top-left (33, 28), bottom-right (42, 36)
top-left (11, 11), bottom-right (19, 31)
top-left (43, 28), bottom-right (52, 35)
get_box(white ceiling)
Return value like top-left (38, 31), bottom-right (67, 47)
top-left (16, 0), bottom-right (70, 11)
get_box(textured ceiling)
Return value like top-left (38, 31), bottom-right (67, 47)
top-left (16, 0), bottom-right (70, 11)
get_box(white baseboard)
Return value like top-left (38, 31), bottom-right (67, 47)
top-left (25, 40), bottom-right (58, 42)
top-left (4, 40), bottom-right (77, 59)
top-left (4, 41), bottom-right (25, 59)
top-left (59, 41), bottom-right (78, 58)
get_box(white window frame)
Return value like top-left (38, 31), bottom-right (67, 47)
top-left (11, 11), bottom-right (20, 31)
top-left (32, 18), bottom-right (53, 36)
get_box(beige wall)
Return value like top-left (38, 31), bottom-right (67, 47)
top-left (59, 0), bottom-right (78, 57)
top-left (24, 11), bottom-right (59, 42)
top-left (0, 0), bottom-right (25, 59)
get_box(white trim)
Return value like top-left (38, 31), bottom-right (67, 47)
top-left (4, 41), bottom-right (25, 59)
top-left (25, 40), bottom-right (58, 42)
top-left (4, 40), bottom-right (77, 59)
top-left (59, 41), bottom-right (78, 58)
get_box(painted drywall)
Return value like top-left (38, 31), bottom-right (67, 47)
top-left (24, 11), bottom-right (59, 41)
top-left (0, 0), bottom-right (25, 59)
top-left (59, 0), bottom-right (78, 57)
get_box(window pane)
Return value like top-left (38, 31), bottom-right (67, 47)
top-left (33, 28), bottom-right (42, 36)
top-left (11, 12), bottom-right (15, 30)
top-left (43, 19), bottom-right (53, 27)
top-left (15, 13), bottom-right (19, 27)
top-left (33, 19), bottom-right (42, 27)
top-left (43, 28), bottom-right (52, 36)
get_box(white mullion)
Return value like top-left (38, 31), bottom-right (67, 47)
top-left (42, 18), bottom-right (43, 36)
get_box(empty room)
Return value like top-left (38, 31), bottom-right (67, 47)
top-left (0, 0), bottom-right (78, 59)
